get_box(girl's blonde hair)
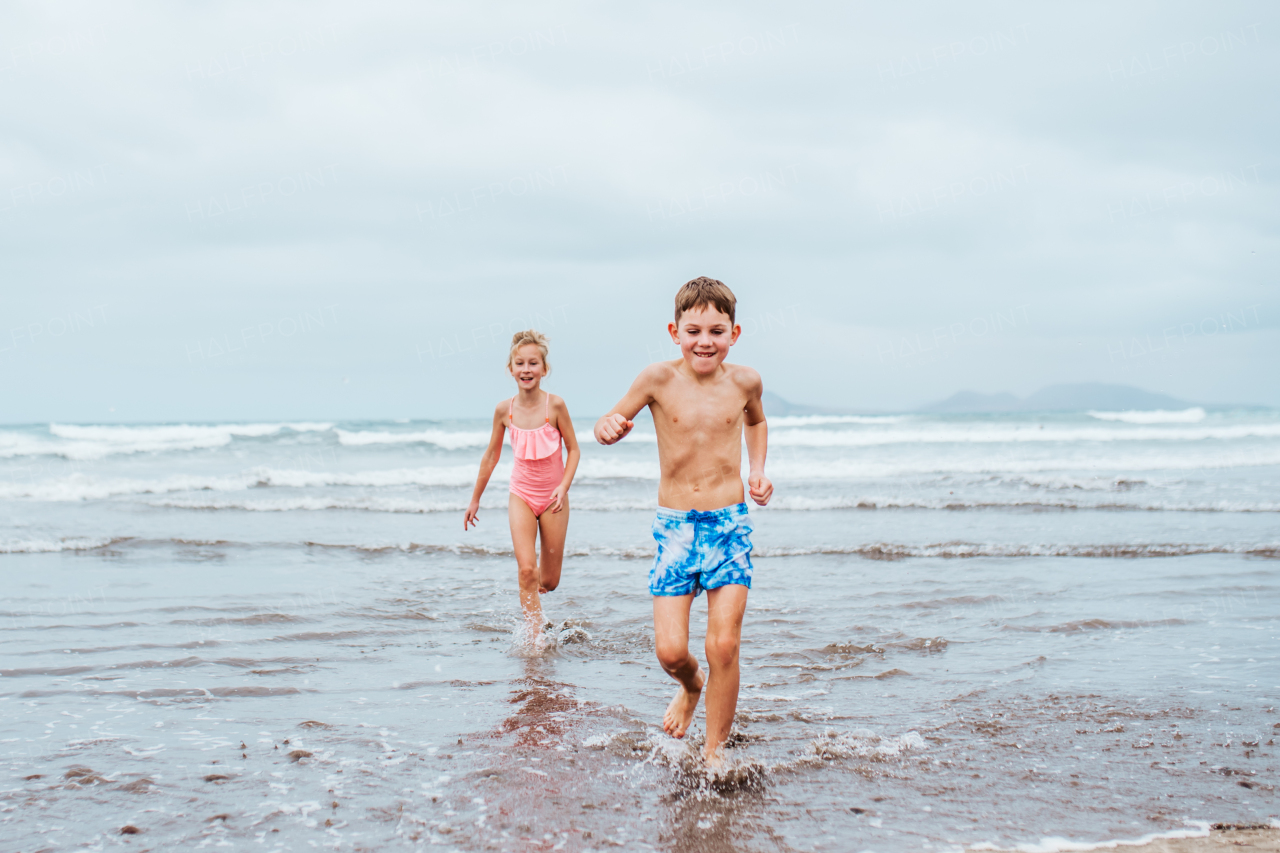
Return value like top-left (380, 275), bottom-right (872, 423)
top-left (508, 329), bottom-right (550, 375)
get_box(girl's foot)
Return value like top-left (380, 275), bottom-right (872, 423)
top-left (520, 620), bottom-right (548, 650)
top-left (662, 668), bottom-right (704, 738)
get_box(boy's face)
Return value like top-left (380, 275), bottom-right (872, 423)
top-left (668, 304), bottom-right (740, 375)
top-left (509, 343), bottom-right (547, 388)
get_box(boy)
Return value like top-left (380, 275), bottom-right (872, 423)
top-left (594, 276), bottom-right (772, 766)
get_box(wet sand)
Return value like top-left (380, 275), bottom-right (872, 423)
top-left (2, 539), bottom-right (1275, 851)
top-left (972, 825), bottom-right (1280, 852)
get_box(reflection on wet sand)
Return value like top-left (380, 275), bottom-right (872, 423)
top-left (499, 664), bottom-right (580, 748)
top-left (437, 657), bottom-right (789, 852)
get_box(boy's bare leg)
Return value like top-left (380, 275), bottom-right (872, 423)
top-left (535, 497), bottom-right (568, 595)
top-left (507, 494), bottom-right (544, 635)
top-left (652, 593), bottom-right (704, 738)
top-left (703, 584), bottom-right (748, 764)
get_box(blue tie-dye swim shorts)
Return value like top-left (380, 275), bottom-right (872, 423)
top-left (649, 503), bottom-right (753, 597)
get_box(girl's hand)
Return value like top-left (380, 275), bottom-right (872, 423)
top-left (464, 500), bottom-right (480, 530)
top-left (549, 485), bottom-right (568, 513)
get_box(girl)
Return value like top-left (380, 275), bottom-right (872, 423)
top-left (465, 330), bottom-right (581, 637)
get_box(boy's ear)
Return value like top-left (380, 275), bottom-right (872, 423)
top-left (730, 323), bottom-right (742, 345)
top-left (667, 321), bottom-right (679, 344)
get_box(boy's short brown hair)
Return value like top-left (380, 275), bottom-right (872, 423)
top-left (674, 276), bottom-right (736, 324)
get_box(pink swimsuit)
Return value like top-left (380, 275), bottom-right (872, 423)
top-left (507, 393), bottom-right (565, 516)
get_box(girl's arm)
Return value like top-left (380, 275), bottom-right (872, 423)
top-left (548, 396), bottom-right (580, 513)
top-left (464, 402), bottom-right (508, 529)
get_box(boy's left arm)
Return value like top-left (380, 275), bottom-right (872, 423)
top-left (743, 371), bottom-right (772, 506)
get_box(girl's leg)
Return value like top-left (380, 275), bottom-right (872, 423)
top-left (508, 494), bottom-right (543, 631)
top-left (535, 496), bottom-right (569, 594)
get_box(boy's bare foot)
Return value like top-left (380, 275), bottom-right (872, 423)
top-left (662, 668), bottom-right (704, 738)
top-left (702, 745), bottom-right (726, 771)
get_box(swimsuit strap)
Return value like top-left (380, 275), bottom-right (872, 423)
top-left (508, 394), bottom-right (551, 429)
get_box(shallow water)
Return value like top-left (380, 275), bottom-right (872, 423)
top-left (1, 412), bottom-right (1278, 850)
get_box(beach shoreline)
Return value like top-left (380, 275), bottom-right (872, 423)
top-left (972, 824), bottom-right (1279, 852)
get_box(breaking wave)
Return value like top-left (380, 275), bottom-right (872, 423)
top-left (334, 428), bottom-right (490, 449)
top-left (11, 536), bottom-right (1270, 561)
top-left (0, 536), bottom-right (124, 553)
top-left (1088, 407), bottom-right (1207, 424)
top-left (768, 414), bottom-right (908, 427)
top-left (0, 422), bottom-right (332, 460)
top-left (769, 421), bottom-right (1280, 447)
top-left (0, 465), bottom-right (483, 501)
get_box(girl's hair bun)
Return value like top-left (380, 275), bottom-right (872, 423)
top-left (508, 329), bottom-right (550, 374)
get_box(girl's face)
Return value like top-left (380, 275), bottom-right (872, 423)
top-left (509, 343), bottom-right (547, 391)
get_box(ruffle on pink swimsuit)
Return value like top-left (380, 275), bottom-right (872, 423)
top-left (507, 393), bottom-right (565, 516)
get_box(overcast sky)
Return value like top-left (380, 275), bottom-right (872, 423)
top-left (2, 1), bottom-right (1276, 422)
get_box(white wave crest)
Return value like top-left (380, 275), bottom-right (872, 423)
top-left (765, 447), bottom-right (1280, 479)
top-left (0, 465), bottom-right (486, 501)
top-left (145, 495), bottom-right (665, 514)
top-left (0, 536), bottom-right (117, 553)
top-left (762, 494), bottom-right (1280, 513)
top-left (768, 414), bottom-right (907, 427)
top-left (769, 421), bottom-right (1280, 447)
top-left (969, 821), bottom-right (1211, 853)
top-left (1087, 407), bottom-right (1207, 424)
top-left (5, 454), bottom-right (1279, 503)
top-left (0, 423), bottom-right (333, 461)
top-left (575, 458), bottom-right (659, 480)
top-left (50, 422), bottom-right (331, 440)
top-left (335, 429), bottom-right (490, 449)
top-left (148, 496), bottom-right (468, 513)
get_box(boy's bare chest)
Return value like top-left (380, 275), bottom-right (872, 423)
top-left (651, 386), bottom-right (746, 439)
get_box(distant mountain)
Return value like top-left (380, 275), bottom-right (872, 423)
top-left (922, 390), bottom-right (1022, 413)
top-left (761, 390), bottom-right (841, 416)
top-left (921, 383), bottom-right (1192, 414)
top-left (764, 384), bottom-right (1197, 417)
top-left (762, 391), bottom-right (887, 416)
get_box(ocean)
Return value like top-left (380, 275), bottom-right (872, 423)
top-left (1, 407), bottom-right (1277, 851)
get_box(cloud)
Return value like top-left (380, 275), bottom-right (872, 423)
top-left (0, 1), bottom-right (1275, 421)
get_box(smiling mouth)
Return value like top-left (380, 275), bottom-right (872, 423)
top-left (693, 351), bottom-right (715, 358)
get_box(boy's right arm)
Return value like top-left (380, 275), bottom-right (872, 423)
top-left (594, 366), bottom-right (659, 445)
